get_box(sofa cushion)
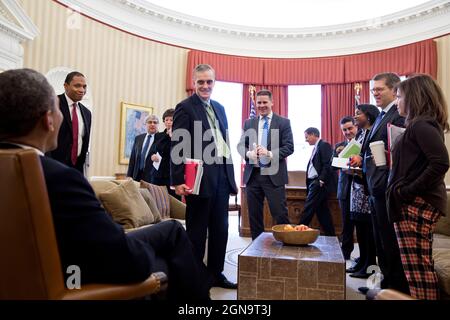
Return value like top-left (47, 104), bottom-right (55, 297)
top-left (98, 179), bottom-right (154, 229)
top-left (433, 248), bottom-right (450, 297)
top-left (89, 180), bottom-right (117, 199)
top-left (435, 214), bottom-right (450, 237)
top-left (140, 180), bottom-right (170, 219)
top-left (139, 188), bottom-right (162, 223)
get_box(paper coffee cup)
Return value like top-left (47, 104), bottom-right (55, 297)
top-left (369, 141), bottom-right (386, 166)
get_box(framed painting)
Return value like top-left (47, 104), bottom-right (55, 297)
top-left (119, 102), bottom-right (154, 164)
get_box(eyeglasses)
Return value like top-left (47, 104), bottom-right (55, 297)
top-left (196, 79), bottom-right (214, 85)
top-left (146, 121), bottom-right (158, 124)
top-left (370, 87), bottom-right (386, 94)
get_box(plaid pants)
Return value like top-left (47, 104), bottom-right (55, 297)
top-left (394, 196), bottom-right (441, 300)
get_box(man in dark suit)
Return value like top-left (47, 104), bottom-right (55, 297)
top-left (299, 127), bottom-right (336, 236)
top-left (171, 64), bottom-right (238, 289)
top-left (334, 116), bottom-right (358, 259)
top-left (237, 89), bottom-right (294, 240)
top-left (0, 68), bottom-right (210, 301)
top-left (47, 71), bottom-right (91, 175)
top-left (350, 72), bottom-right (409, 294)
top-left (127, 114), bottom-right (159, 182)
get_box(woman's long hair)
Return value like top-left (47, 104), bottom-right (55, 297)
top-left (397, 74), bottom-right (449, 132)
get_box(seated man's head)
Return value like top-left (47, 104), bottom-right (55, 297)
top-left (0, 68), bottom-right (61, 153)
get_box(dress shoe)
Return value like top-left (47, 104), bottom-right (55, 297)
top-left (358, 286), bottom-right (369, 295)
top-left (346, 266), bottom-right (359, 273)
top-left (213, 275), bottom-right (238, 289)
top-left (349, 271), bottom-right (371, 279)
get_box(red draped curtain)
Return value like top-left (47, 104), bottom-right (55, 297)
top-left (185, 39), bottom-right (437, 144)
top-left (321, 82), bottom-right (370, 146)
top-left (242, 84), bottom-right (288, 125)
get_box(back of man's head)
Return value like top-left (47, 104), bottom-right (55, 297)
top-left (0, 68), bottom-right (56, 140)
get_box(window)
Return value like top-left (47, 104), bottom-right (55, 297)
top-left (211, 81), bottom-right (243, 201)
top-left (287, 85), bottom-right (322, 171)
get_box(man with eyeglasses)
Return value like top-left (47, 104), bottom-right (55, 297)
top-left (127, 114), bottom-right (159, 182)
top-left (171, 64), bottom-right (238, 290)
top-left (350, 73), bottom-right (408, 295)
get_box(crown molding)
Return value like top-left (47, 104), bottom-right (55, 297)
top-left (0, 0), bottom-right (39, 42)
top-left (57, 0), bottom-right (450, 58)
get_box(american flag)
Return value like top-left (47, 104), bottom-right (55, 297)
top-left (249, 85), bottom-right (256, 119)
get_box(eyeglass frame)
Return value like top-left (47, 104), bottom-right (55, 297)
top-left (370, 87), bottom-right (388, 94)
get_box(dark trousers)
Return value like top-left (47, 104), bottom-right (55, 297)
top-left (128, 220), bottom-right (210, 301)
top-left (300, 179), bottom-right (335, 236)
top-left (353, 220), bottom-right (377, 273)
top-left (369, 195), bottom-right (409, 292)
top-left (185, 164), bottom-right (230, 282)
top-left (246, 169), bottom-right (290, 240)
top-left (339, 198), bottom-right (354, 258)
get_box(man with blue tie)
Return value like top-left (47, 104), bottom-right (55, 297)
top-left (127, 115), bottom-right (158, 182)
top-left (299, 127), bottom-right (336, 236)
top-left (350, 72), bottom-right (408, 294)
top-left (238, 89), bottom-right (294, 240)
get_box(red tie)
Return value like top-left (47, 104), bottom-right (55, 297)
top-left (71, 103), bottom-right (79, 166)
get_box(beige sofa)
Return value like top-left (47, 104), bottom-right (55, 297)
top-left (89, 178), bottom-right (185, 231)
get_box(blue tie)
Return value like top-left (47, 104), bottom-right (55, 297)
top-left (259, 116), bottom-right (269, 167)
top-left (369, 110), bottom-right (386, 139)
top-left (139, 134), bottom-right (152, 170)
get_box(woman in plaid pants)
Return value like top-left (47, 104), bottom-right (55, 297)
top-left (387, 74), bottom-right (449, 299)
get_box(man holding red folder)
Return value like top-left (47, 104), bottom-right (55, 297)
top-left (171, 64), bottom-right (238, 289)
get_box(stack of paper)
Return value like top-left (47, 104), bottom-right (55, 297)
top-left (331, 139), bottom-right (362, 170)
top-left (185, 158), bottom-right (203, 195)
top-left (387, 123), bottom-right (406, 168)
top-left (338, 139), bottom-right (362, 158)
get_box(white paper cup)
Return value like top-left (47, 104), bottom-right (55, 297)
top-left (369, 141), bottom-right (386, 166)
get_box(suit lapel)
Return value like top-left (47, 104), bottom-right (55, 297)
top-left (59, 94), bottom-right (72, 131)
top-left (369, 105), bottom-right (397, 141)
top-left (191, 94), bottom-right (210, 132)
top-left (210, 100), bottom-right (226, 138)
top-left (267, 113), bottom-right (279, 150)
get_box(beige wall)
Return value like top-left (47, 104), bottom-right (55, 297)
top-left (435, 35), bottom-right (450, 184)
top-left (21, 0), bottom-right (188, 177)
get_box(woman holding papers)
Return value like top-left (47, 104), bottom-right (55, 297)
top-left (149, 108), bottom-right (181, 200)
top-left (387, 74), bottom-right (449, 299)
top-left (347, 104), bottom-right (379, 278)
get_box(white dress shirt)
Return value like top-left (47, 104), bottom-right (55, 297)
top-left (65, 93), bottom-right (85, 157)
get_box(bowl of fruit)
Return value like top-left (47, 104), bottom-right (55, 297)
top-left (272, 224), bottom-right (320, 245)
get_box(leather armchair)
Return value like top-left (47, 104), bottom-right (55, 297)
top-left (0, 149), bottom-right (167, 300)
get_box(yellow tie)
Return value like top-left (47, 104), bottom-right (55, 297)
top-left (205, 103), bottom-right (231, 158)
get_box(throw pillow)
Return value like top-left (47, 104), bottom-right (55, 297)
top-left (139, 188), bottom-right (162, 223)
top-left (99, 179), bottom-right (154, 229)
top-left (140, 180), bottom-right (171, 219)
top-left (89, 180), bottom-right (117, 199)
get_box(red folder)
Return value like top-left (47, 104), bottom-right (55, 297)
top-left (184, 160), bottom-right (198, 191)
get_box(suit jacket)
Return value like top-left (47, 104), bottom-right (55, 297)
top-left (127, 132), bottom-right (158, 182)
top-left (170, 93), bottom-right (238, 197)
top-left (0, 143), bottom-right (153, 285)
top-left (237, 113), bottom-right (294, 187)
top-left (362, 105), bottom-right (405, 197)
top-left (47, 94), bottom-right (91, 173)
top-left (149, 131), bottom-right (171, 185)
top-left (334, 140), bottom-right (352, 201)
top-left (308, 139), bottom-right (336, 192)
